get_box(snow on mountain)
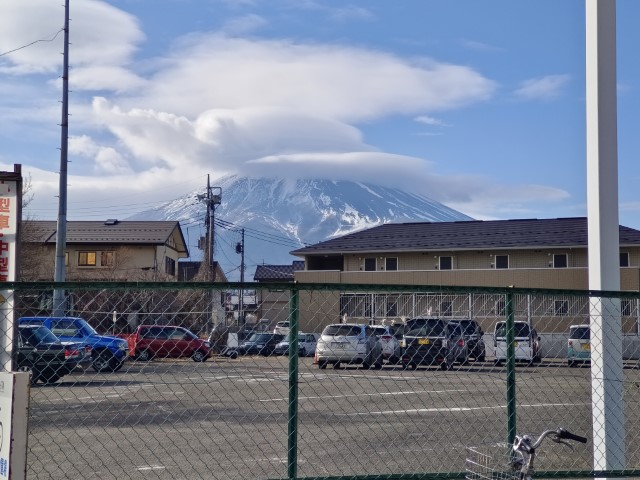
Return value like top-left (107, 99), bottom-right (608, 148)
top-left (127, 175), bottom-right (473, 280)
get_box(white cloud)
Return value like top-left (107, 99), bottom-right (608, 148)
top-left (0, 0), bottom-right (145, 90)
top-left (221, 14), bottom-right (268, 35)
top-left (126, 35), bottom-right (497, 122)
top-left (514, 74), bottom-right (571, 100)
top-left (414, 115), bottom-right (450, 127)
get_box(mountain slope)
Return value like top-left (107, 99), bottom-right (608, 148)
top-left (128, 175), bottom-right (473, 279)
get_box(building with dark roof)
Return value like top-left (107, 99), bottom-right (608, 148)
top-left (251, 261), bottom-right (305, 324)
top-left (288, 217), bottom-right (640, 333)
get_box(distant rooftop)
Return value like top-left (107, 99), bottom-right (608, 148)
top-left (254, 261), bottom-right (305, 281)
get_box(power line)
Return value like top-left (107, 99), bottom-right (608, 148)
top-left (0, 29), bottom-right (64, 57)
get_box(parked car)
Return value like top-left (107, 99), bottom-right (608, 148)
top-left (316, 324), bottom-right (383, 369)
top-left (134, 325), bottom-right (211, 362)
top-left (493, 321), bottom-right (541, 366)
top-left (447, 319), bottom-right (486, 362)
top-left (19, 316), bottom-right (130, 373)
top-left (567, 324), bottom-right (590, 367)
top-left (273, 332), bottom-right (320, 357)
top-left (238, 332), bottom-right (285, 356)
top-left (273, 321), bottom-right (290, 336)
top-left (400, 317), bottom-right (463, 370)
top-left (16, 324), bottom-right (91, 384)
top-left (371, 325), bottom-right (402, 364)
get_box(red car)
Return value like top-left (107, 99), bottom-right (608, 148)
top-left (133, 325), bottom-right (211, 362)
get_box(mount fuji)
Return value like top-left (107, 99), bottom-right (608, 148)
top-left (128, 175), bottom-right (473, 280)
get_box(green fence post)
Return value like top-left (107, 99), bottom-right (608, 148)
top-left (287, 288), bottom-right (300, 480)
top-left (506, 290), bottom-right (516, 448)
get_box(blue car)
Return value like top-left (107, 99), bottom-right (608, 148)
top-left (19, 316), bottom-right (130, 372)
top-left (567, 324), bottom-right (590, 367)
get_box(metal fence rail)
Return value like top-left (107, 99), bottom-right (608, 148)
top-left (2, 282), bottom-right (640, 479)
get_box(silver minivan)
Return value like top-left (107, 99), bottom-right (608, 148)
top-left (316, 324), bottom-right (383, 369)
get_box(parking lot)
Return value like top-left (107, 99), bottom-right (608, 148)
top-left (23, 355), bottom-right (633, 480)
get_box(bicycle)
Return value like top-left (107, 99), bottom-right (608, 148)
top-left (466, 428), bottom-right (588, 480)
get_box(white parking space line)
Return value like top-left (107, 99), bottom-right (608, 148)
top-left (338, 402), bottom-right (590, 416)
top-left (260, 389), bottom-right (467, 403)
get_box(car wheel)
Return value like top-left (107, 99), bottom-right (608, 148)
top-left (319, 360), bottom-right (328, 370)
top-left (299, 347), bottom-right (306, 357)
top-left (568, 360), bottom-right (576, 368)
top-left (440, 361), bottom-right (450, 371)
top-left (39, 369), bottom-right (62, 385)
top-left (332, 361), bottom-right (341, 369)
top-left (192, 350), bottom-right (207, 362)
top-left (228, 350), bottom-right (239, 360)
top-left (17, 366), bottom-right (37, 385)
top-left (93, 351), bottom-right (117, 372)
top-left (478, 353), bottom-right (486, 362)
top-left (136, 349), bottom-right (152, 362)
top-left (494, 360), bottom-right (504, 367)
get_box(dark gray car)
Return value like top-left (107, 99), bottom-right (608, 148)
top-left (447, 319), bottom-right (486, 362)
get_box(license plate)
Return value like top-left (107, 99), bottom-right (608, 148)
top-left (418, 338), bottom-right (430, 345)
top-left (331, 342), bottom-right (345, 349)
top-left (583, 343), bottom-right (590, 351)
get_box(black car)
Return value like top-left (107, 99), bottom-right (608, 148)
top-left (16, 324), bottom-right (91, 384)
top-left (401, 317), bottom-right (452, 370)
top-left (447, 319), bottom-right (486, 362)
top-left (237, 333), bottom-right (285, 356)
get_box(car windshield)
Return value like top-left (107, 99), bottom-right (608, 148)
top-left (21, 326), bottom-right (60, 345)
top-left (372, 326), bottom-right (387, 336)
top-left (446, 323), bottom-right (463, 337)
top-left (456, 321), bottom-right (479, 335)
top-left (570, 326), bottom-right (590, 340)
top-left (495, 322), bottom-right (531, 338)
top-left (404, 318), bottom-right (445, 337)
top-left (322, 325), bottom-right (361, 337)
top-left (249, 333), bottom-right (276, 342)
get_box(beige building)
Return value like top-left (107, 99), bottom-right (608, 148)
top-left (289, 217), bottom-right (640, 333)
top-left (21, 219), bottom-right (191, 281)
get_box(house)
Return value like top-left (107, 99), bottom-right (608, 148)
top-left (289, 217), bottom-right (640, 333)
top-left (21, 219), bottom-right (190, 281)
top-left (178, 260), bottom-right (227, 283)
top-left (252, 261), bottom-right (304, 324)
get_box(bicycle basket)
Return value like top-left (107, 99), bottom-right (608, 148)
top-left (465, 443), bottom-right (523, 480)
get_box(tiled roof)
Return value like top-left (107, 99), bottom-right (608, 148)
top-left (27, 220), bottom-right (188, 253)
top-left (254, 261), bottom-right (305, 281)
top-left (291, 217), bottom-right (640, 256)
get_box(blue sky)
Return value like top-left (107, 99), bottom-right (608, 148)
top-left (1, 0), bottom-right (639, 230)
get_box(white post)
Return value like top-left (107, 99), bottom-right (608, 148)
top-left (586, 0), bottom-right (625, 471)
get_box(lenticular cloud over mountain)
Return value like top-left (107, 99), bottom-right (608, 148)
top-left (128, 175), bottom-right (473, 279)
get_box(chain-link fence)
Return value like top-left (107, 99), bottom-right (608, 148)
top-left (3, 281), bottom-right (640, 479)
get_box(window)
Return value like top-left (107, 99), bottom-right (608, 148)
top-left (364, 258), bottom-right (376, 271)
top-left (622, 300), bottom-right (633, 316)
top-left (495, 255), bottom-right (509, 269)
top-left (101, 251), bottom-right (115, 267)
top-left (620, 252), bottom-right (630, 267)
top-left (78, 251), bottom-right (97, 266)
top-left (554, 300), bottom-right (569, 316)
top-left (165, 257), bottom-right (176, 276)
top-left (495, 299), bottom-right (506, 316)
top-left (440, 300), bottom-right (453, 316)
top-left (385, 257), bottom-right (398, 271)
top-left (553, 254), bottom-right (568, 268)
top-left (439, 256), bottom-right (452, 270)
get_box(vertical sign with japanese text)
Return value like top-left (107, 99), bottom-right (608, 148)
top-left (0, 176), bottom-right (18, 373)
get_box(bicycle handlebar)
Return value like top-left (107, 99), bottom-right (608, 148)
top-left (556, 428), bottom-right (588, 444)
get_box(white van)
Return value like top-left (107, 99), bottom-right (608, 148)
top-left (493, 321), bottom-right (541, 365)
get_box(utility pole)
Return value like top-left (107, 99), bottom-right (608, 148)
top-left (53, 0), bottom-right (70, 316)
top-left (198, 176), bottom-right (221, 332)
top-left (236, 229), bottom-right (245, 324)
